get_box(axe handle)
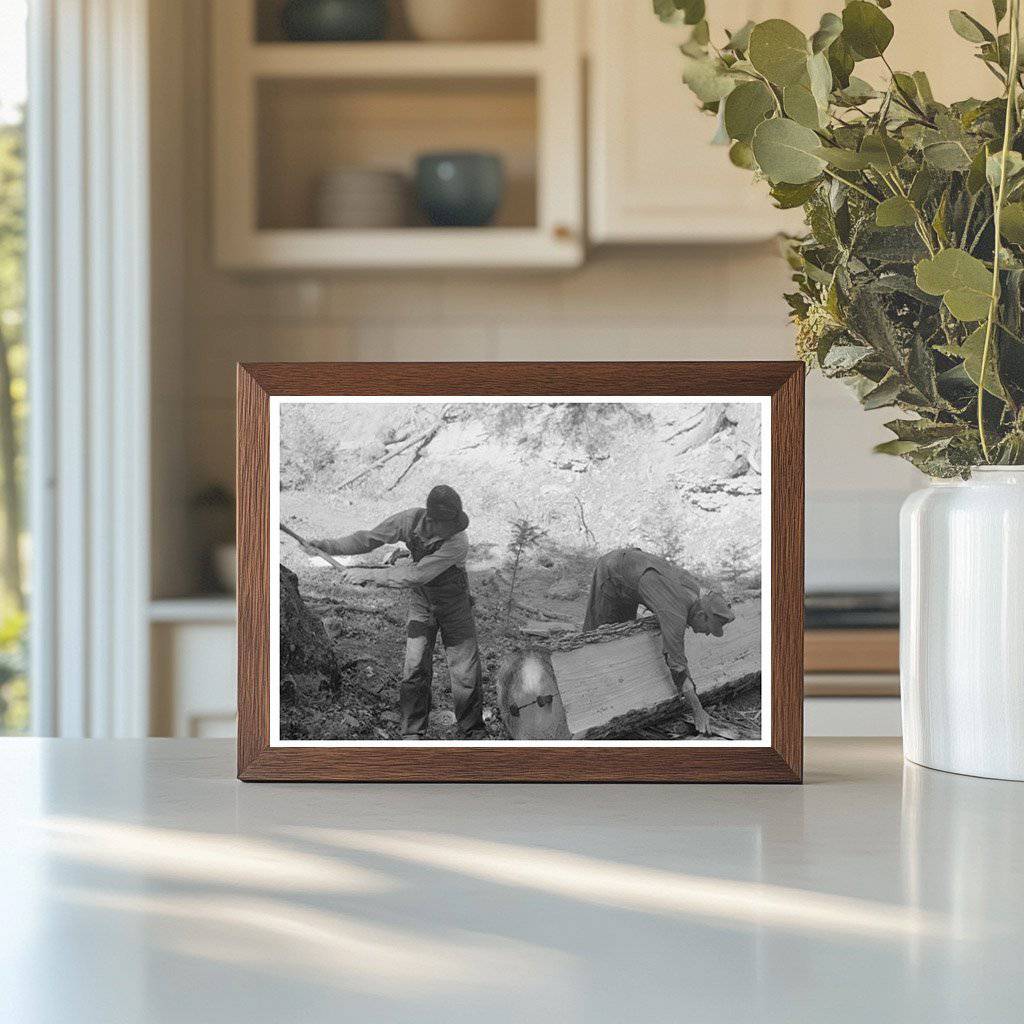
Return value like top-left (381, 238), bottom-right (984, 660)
top-left (278, 523), bottom-right (349, 572)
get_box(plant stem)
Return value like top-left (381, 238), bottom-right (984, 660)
top-left (979, 0), bottom-right (1021, 463)
top-left (880, 54), bottom-right (930, 120)
top-left (821, 167), bottom-right (879, 203)
top-left (750, 69), bottom-right (783, 116)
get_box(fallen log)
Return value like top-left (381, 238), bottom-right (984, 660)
top-left (547, 598), bottom-right (761, 737)
top-left (520, 619), bottom-right (577, 637)
top-left (578, 672), bottom-right (760, 740)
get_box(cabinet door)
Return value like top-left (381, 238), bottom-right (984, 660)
top-left (588, 0), bottom-right (998, 244)
top-left (588, 1), bottom-right (813, 243)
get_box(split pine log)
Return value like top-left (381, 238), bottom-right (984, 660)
top-left (548, 598), bottom-right (761, 737)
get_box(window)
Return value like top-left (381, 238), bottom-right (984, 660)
top-left (0, 0), bottom-right (28, 734)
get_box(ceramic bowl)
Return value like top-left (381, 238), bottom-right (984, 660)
top-left (281, 0), bottom-right (388, 42)
top-left (315, 168), bottom-right (409, 228)
top-left (403, 0), bottom-right (534, 42)
top-left (415, 152), bottom-right (505, 228)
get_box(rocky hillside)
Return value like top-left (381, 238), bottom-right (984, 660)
top-left (279, 400), bottom-right (762, 585)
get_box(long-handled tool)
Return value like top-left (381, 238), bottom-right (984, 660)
top-left (279, 523), bottom-right (350, 572)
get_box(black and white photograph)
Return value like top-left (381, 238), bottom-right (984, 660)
top-left (270, 396), bottom-right (770, 745)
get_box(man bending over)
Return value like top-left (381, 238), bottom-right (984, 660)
top-left (583, 547), bottom-right (735, 736)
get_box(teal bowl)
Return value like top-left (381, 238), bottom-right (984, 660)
top-left (281, 0), bottom-right (388, 42)
top-left (415, 152), bottom-right (505, 228)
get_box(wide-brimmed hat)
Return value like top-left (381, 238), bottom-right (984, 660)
top-left (426, 484), bottom-right (469, 532)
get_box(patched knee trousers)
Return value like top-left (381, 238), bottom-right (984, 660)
top-left (401, 582), bottom-right (485, 738)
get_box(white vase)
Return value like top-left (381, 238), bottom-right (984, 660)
top-left (900, 467), bottom-right (1024, 780)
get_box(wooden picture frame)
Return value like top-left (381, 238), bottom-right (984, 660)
top-left (237, 362), bottom-right (804, 782)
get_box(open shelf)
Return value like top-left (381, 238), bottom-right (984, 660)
top-left (213, 0), bottom-right (581, 268)
top-left (221, 227), bottom-right (578, 269)
top-left (254, 0), bottom-right (538, 45)
top-left (249, 42), bottom-right (544, 78)
top-left (257, 76), bottom-right (538, 232)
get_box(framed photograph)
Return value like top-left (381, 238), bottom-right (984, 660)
top-left (237, 362), bottom-right (804, 782)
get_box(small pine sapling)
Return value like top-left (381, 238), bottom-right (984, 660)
top-left (505, 518), bottom-right (547, 626)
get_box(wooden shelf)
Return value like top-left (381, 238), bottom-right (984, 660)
top-left (805, 629), bottom-right (900, 675)
top-left (249, 42), bottom-right (544, 79)
top-left (212, 0), bottom-right (582, 269)
top-left (218, 227), bottom-right (579, 270)
top-left (150, 598), bottom-right (236, 624)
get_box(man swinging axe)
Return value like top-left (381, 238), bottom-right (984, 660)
top-left (298, 485), bottom-right (487, 740)
top-left (582, 547), bottom-right (736, 736)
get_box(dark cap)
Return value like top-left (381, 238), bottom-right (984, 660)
top-left (426, 484), bottom-right (469, 532)
top-left (701, 590), bottom-right (735, 623)
top-left (698, 589), bottom-right (735, 636)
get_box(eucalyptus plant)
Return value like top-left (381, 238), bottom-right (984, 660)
top-left (659, 0), bottom-right (1024, 475)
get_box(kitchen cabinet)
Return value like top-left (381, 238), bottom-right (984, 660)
top-left (212, 0), bottom-right (583, 269)
top-left (587, 1), bottom-right (811, 243)
top-left (587, 0), bottom-right (999, 244)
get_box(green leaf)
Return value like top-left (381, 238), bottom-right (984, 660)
top-left (728, 140), bottom-right (758, 169)
top-left (723, 81), bottom-right (775, 143)
top-left (1000, 202), bottom-right (1024, 242)
top-left (681, 0), bottom-right (705, 25)
top-left (827, 35), bottom-right (855, 89)
top-left (710, 108), bottom-right (731, 145)
top-left (875, 196), bottom-right (918, 228)
top-left (862, 374), bottom-right (902, 409)
top-left (846, 284), bottom-right (910, 373)
top-left (681, 55), bottom-right (737, 103)
top-left (915, 249), bottom-right (994, 321)
top-left (967, 143), bottom-right (993, 193)
top-left (908, 335), bottom-right (941, 403)
top-left (860, 133), bottom-right (905, 172)
top-left (689, 20), bottom-right (710, 46)
top-left (770, 179), bottom-right (820, 209)
top-left (654, 0), bottom-right (705, 25)
top-left (748, 19), bottom-right (810, 87)
top-left (810, 12), bottom-right (843, 54)
top-left (653, 0), bottom-right (676, 23)
top-left (807, 51), bottom-right (833, 110)
top-left (874, 439), bottom-right (922, 455)
top-left (885, 419), bottom-right (963, 443)
top-left (814, 146), bottom-right (872, 170)
top-left (923, 141), bottom-right (972, 171)
top-left (912, 71), bottom-right (935, 105)
top-left (986, 150), bottom-right (1024, 190)
top-left (892, 72), bottom-right (919, 103)
top-left (783, 83), bottom-right (822, 128)
top-left (752, 117), bottom-right (827, 184)
top-left (842, 1), bottom-right (894, 60)
top-left (836, 75), bottom-right (877, 104)
top-left (909, 165), bottom-right (936, 205)
top-left (932, 190), bottom-right (950, 247)
top-left (948, 10), bottom-right (993, 44)
top-left (856, 226), bottom-right (929, 263)
top-left (958, 325), bottom-right (1007, 398)
top-left (724, 20), bottom-right (755, 53)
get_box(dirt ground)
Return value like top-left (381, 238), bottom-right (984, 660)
top-left (279, 541), bottom-right (761, 741)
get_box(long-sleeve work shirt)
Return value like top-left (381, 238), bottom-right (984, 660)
top-left (312, 507), bottom-right (468, 589)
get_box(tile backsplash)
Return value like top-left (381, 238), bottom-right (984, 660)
top-left (150, 0), bottom-right (919, 597)
top-left (168, 247), bottom-right (916, 594)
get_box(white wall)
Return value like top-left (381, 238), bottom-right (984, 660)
top-left (151, 0), bottom-right (920, 599)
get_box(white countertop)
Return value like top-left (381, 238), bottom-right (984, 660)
top-left (1, 738), bottom-right (1021, 1023)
